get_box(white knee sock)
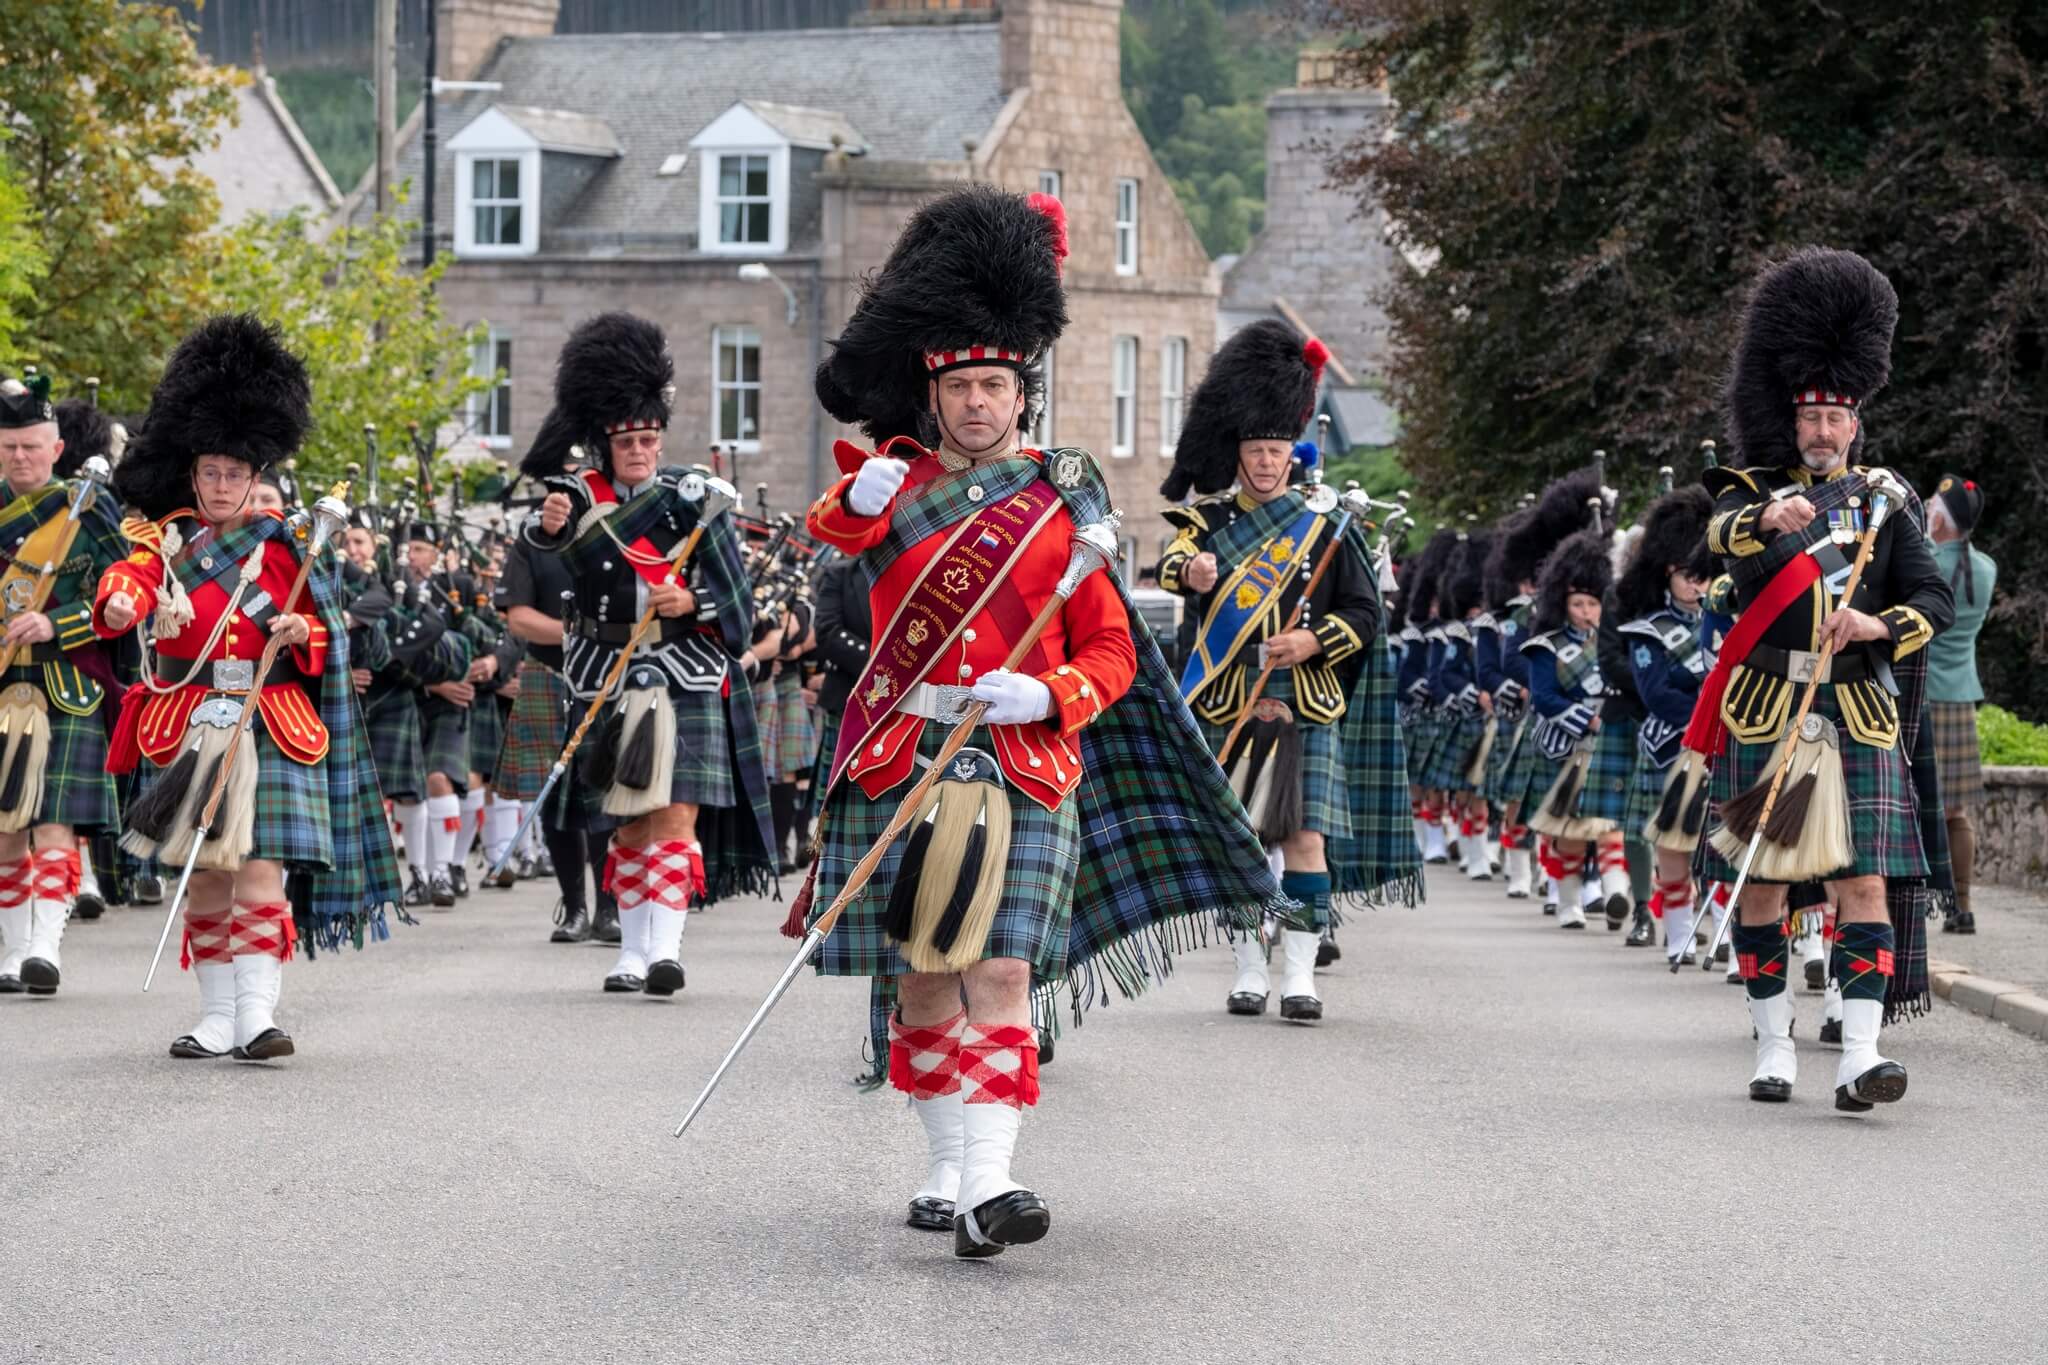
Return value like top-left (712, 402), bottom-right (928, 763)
top-left (482, 799), bottom-right (521, 867)
top-left (396, 802), bottom-right (428, 873)
top-left (427, 793), bottom-right (461, 876)
top-left (452, 789), bottom-right (485, 868)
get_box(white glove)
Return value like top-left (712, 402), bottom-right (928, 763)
top-left (971, 670), bottom-right (1053, 726)
top-left (847, 457), bottom-right (910, 518)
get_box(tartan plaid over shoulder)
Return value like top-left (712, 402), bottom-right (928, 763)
top-left (1039, 450), bottom-right (1294, 1020)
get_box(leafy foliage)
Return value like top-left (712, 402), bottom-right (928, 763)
top-left (1978, 705), bottom-right (2048, 768)
top-left (1325, 0), bottom-right (2048, 718)
top-left (0, 150), bottom-right (46, 366)
top-left (0, 0), bottom-right (241, 411)
top-left (271, 67), bottom-right (422, 194)
top-left (208, 200), bottom-right (493, 493)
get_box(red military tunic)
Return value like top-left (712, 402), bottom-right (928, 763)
top-left (94, 509), bottom-right (331, 773)
top-left (808, 445), bottom-right (1135, 812)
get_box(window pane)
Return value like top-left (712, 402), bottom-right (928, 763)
top-left (741, 344), bottom-right (759, 384)
top-left (718, 390), bottom-right (739, 442)
top-left (738, 389), bottom-right (758, 440)
top-left (475, 206), bottom-right (495, 244)
top-left (743, 156), bottom-right (769, 197)
top-left (497, 159), bottom-right (519, 199)
top-left (499, 205), bottom-right (520, 243)
top-left (720, 202), bottom-right (743, 244)
top-left (472, 159), bottom-right (493, 199)
top-left (745, 202), bottom-right (769, 243)
top-left (495, 339), bottom-right (512, 373)
top-left (718, 340), bottom-right (737, 383)
top-left (719, 156), bottom-right (744, 197)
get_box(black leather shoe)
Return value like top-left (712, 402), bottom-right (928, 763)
top-left (0, 973), bottom-right (22, 994)
top-left (954, 1189), bottom-right (1051, 1258)
top-left (403, 868), bottom-right (430, 908)
top-left (644, 960), bottom-right (685, 996)
top-left (1749, 1077), bottom-right (1792, 1102)
top-left (232, 1028), bottom-right (295, 1061)
top-left (1542, 901), bottom-right (1558, 917)
top-left (603, 973), bottom-right (644, 994)
top-left (1804, 958), bottom-right (1825, 991)
top-left (448, 866), bottom-right (470, 899)
top-left (489, 864), bottom-right (518, 890)
top-left (133, 874), bottom-right (166, 905)
top-left (21, 957), bottom-right (58, 994)
top-left (906, 1196), bottom-right (954, 1232)
top-left (534, 851), bottom-right (555, 878)
top-left (1624, 909), bottom-right (1654, 947)
top-left (592, 904), bottom-right (621, 945)
top-left (1836, 1061), bottom-right (1907, 1112)
top-left (1280, 994), bottom-right (1322, 1023)
top-left (169, 1035), bottom-right (227, 1059)
top-left (551, 901), bottom-right (592, 944)
top-left (1227, 990), bottom-right (1267, 1016)
top-left (1946, 910), bottom-right (1976, 935)
top-left (1604, 893), bottom-right (1631, 930)
top-left (74, 892), bottom-right (105, 921)
top-left (1316, 932), bottom-right (1341, 967)
top-left (430, 872), bottom-right (456, 908)
top-left (1818, 1018), bottom-right (1842, 1046)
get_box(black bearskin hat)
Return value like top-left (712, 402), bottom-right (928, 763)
top-left (1440, 530), bottom-right (1492, 619)
top-left (1613, 485), bottom-right (1712, 623)
top-left (115, 314), bottom-right (312, 520)
top-left (52, 398), bottom-right (117, 478)
top-left (816, 185), bottom-right (1069, 446)
top-left (1535, 527), bottom-right (1615, 632)
top-left (520, 312), bottom-right (674, 480)
top-left (1163, 319), bottom-right (1330, 501)
top-left (1404, 527), bottom-right (1461, 626)
top-left (1482, 509), bottom-right (1532, 613)
top-left (1723, 247), bottom-right (1897, 471)
top-left (1496, 466), bottom-right (1604, 595)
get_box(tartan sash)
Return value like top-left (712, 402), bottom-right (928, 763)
top-left (1179, 491), bottom-right (1322, 704)
top-left (0, 483), bottom-right (67, 563)
top-left (561, 474), bottom-right (754, 655)
top-left (830, 473), bottom-right (1062, 785)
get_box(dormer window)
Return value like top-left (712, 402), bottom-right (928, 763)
top-left (471, 158), bottom-right (525, 248)
top-left (447, 104), bottom-right (620, 260)
top-left (692, 100), bottom-right (867, 257)
top-left (716, 154), bottom-right (773, 246)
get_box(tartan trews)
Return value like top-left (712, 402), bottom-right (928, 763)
top-left (809, 722), bottom-right (1080, 981)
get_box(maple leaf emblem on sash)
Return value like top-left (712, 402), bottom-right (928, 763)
top-left (906, 619), bottom-right (929, 646)
top-left (942, 567), bottom-right (971, 595)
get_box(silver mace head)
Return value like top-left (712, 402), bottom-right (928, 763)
top-left (308, 484), bottom-right (355, 554)
top-left (1058, 513), bottom-right (1123, 597)
top-left (1337, 487), bottom-right (1374, 520)
top-left (79, 455), bottom-right (112, 486)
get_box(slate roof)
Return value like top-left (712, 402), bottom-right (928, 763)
top-left (496, 105), bottom-right (623, 157)
top-left (197, 75), bottom-right (342, 222)
top-left (355, 24), bottom-right (1004, 254)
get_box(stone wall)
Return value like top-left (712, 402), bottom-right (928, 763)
top-left (1977, 766), bottom-right (2048, 889)
top-left (438, 0), bottom-right (561, 81)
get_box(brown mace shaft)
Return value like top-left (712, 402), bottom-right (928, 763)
top-left (1216, 523), bottom-right (1351, 767)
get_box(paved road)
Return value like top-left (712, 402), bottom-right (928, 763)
top-left (4, 867), bottom-right (2045, 1364)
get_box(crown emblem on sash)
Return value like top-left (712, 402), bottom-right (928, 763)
top-left (1269, 535), bottom-right (1296, 564)
top-left (906, 618), bottom-right (929, 646)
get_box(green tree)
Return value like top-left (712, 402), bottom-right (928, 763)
top-left (0, 0), bottom-right (241, 409)
top-left (0, 150), bottom-right (47, 367)
top-left (209, 202), bottom-right (493, 492)
top-left (1325, 0), bottom-right (2048, 717)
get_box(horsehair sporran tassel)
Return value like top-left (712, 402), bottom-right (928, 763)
top-left (1709, 714), bottom-right (1852, 882)
top-left (1647, 747), bottom-right (1712, 852)
top-left (0, 685), bottom-right (50, 834)
top-left (886, 750), bottom-right (1013, 975)
top-left (936, 786), bottom-right (1011, 972)
top-left (603, 685), bottom-right (676, 818)
top-left (884, 786), bottom-right (945, 945)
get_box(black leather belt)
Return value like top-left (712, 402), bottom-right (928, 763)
top-left (572, 617), bottom-right (697, 646)
top-left (1746, 643), bottom-right (1879, 685)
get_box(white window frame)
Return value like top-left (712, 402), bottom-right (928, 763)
top-left (713, 152), bottom-right (776, 249)
top-left (1038, 169), bottom-right (1062, 200)
top-left (1114, 177), bottom-right (1139, 276)
top-left (1110, 335), bottom-right (1138, 458)
top-left (712, 325), bottom-right (763, 452)
top-left (453, 149), bottom-right (539, 258)
top-left (691, 104), bottom-right (795, 256)
top-left (467, 329), bottom-right (513, 450)
top-left (1158, 336), bottom-right (1186, 456)
top-left (1027, 346), bottom-right (1055, 448)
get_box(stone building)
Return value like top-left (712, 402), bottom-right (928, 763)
top-left (352, 0), bottom-right (1217, 560)
top-left (1220, 50), bottom-right (1403, 457)
top-left (192, 68), bottom-right (342, 223)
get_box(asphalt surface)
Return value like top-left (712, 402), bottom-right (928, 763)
top-left (3, 865), bottom-right (2045, 1364)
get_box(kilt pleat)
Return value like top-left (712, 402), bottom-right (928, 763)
top-left (811, 721), bottom-right (1078, 979)
top-left (1701, 688), bottom-right (1925, 883)
top-left (129, 722), bottom-right (334, 867)
top-left (1403, 710), bottom-right (1444, 785)
top-left (364, 687), bottom-right (425, 803)
top-left (1576, 715), bottom-right (1641, 825)
top-left (1928, 701), bottom-right (1984, 809)
top-left (1422, 710), bottom-right (1486, 792)
top-left (1493, 715), bottom-right (1563, 812)
top-left (494, 662), bottom-right (568, 802)
top-left (421, 705), bottom-right (471, 785)
top-left (469, 695), bottom-right (505, 782)
top-left (23, 675), bottom-right (118, 830)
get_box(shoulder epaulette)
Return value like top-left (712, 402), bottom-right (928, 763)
top-left (120, 513), bottom-right (165, 552)
top-left (1703, 466), bottom-right (1763, 498)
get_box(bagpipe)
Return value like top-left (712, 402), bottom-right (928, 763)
top-left (738, 512), bottom-right (831, 639)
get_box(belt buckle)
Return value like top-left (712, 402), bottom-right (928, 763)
top-left (931, 683), bottom-right (975, 725)
top-left (214, 659), bottom-right (254, 692)
top-left (1786, 649), bottom-right (1830, 684)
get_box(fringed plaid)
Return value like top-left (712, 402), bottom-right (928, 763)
top-left (1325, 531), bottom-right (1423, 911)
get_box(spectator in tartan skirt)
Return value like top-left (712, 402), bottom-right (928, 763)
top-left (1155, 318), bottom-right (1385, 1023)
top-left (1703, 249), bottom-right (1954, 1111)
top-left (799, 187), bottom-right (1284, 1258)
top-left (95, 315), bottom-right (404, 1061)
top-left (527, 313), bottom-right (779, 1000)
top-left (0, 374), bottom-right (127, 997)
top-left (1922, 473), bottom-right (1994, 934)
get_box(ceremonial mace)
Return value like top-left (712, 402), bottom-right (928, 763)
top-left (484, 477), bottom-right (738, 883)
top-left (1668, 490), bottom-right (1893, 973)
top-left (673, 516), bottom-right (1123, 1139)
top-left (143, 484), bottom-right (354, 991)
top-left (0, 457), bottom-right (112, 675)
top-left (1215, 487), bottom-right (1375, 766)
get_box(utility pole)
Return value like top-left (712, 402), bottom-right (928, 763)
top-left (373, 0), bottom-right (397, 217)
top-left (422, 0), bottom-right (438, 270)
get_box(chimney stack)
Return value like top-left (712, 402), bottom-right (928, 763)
top-left (437, 0), bottom-right (560, 81)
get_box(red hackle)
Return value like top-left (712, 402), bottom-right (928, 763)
top-left (1027, 192), bottom-right (1069, 273)
top-left (1302, 336), bottom-right (1330, 375)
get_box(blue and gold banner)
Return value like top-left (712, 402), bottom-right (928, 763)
top-left (1178, 493), bottom-right (1325, 706)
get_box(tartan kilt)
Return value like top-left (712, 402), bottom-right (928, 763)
top-left (1198, 669), bottom-right (1349, 838)
top-left (1485, 709), bottom-right (1527, 801)
top-left (1576, 715), bottom-right (1642, 826)
top-left (469, 694), bottom-right (505, 783)
top-left (1701, 689), bottom-right (1925, 883)
top-left (1627, 752), bottom-right (1670, 833)
top-left (1422, 710), bottom-right (1485, 793)
top-left (755, 684), bottom-right (783, 778)
top-left (561, 684), bottom-right (737, 824)
top-left (810, 721), bottom-right (1079, 979)
top-left (129, 725), bottom-right (334, 868)
top-left (17, 675), bottom-right (118, 831)
top-left (1495, 722), bottom-right (1565, 814)
top-left (1928, 701), bottom-right (1984, 809)
top-left (421, 705), bottom-right (471, 785)
top-left (363, 688), bottom-right (425, 803)
top-left (810, 707), bottom-right (842, 797)
top-left (1403, 710), bottom-right (1444, 785)
top-left (494, 662), bottom-right (568, 802)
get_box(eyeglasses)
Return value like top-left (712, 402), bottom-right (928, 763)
top-left (194, 467), bottom-right (254, 489)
